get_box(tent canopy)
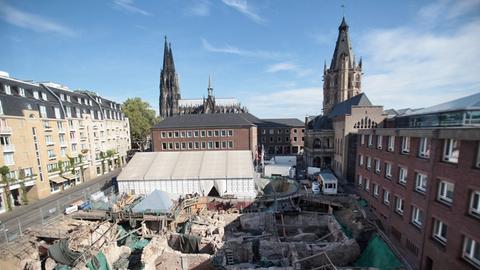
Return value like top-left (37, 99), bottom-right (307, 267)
top-left (118, 150), bottom-right (254, 181)
top-left (131, 189), bottom-right (174, 214)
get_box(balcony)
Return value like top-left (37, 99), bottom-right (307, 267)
top-left (2, 144), bottom-right (15, 152)
top-left (46, 141), bottom-right (55, 146)
top-left (44, 125), bottom-right (53, 132)
top-left (0, 126), bottom-right (12, 134)
top-left (48, 154), bottom-right (56, 160)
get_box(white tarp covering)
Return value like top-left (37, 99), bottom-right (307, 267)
top-left (117, 150), bottom-right (256, 198)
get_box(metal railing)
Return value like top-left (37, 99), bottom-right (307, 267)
top-left (0, 183), bottom-right (115, 245)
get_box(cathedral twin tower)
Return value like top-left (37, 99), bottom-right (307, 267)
top-left (159, 17), bottom-right (361, 118)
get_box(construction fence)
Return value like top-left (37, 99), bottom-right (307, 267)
top-left (0, 183), bottom-right (115, 245)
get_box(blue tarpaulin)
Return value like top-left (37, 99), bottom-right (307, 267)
top-left (131, 190), bottom-right (173, 214)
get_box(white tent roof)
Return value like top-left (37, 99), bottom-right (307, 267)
top-left (118, 150), bottom-right (254, 181)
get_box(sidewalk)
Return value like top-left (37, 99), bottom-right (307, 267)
top-left (0, 169), bottom-right (120, 223)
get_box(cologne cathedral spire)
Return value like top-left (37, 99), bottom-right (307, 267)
top-left (159, 37), bottom-right (180, 118)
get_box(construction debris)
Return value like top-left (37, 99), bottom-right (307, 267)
top-left (0, 190), bottom-right (405, 270)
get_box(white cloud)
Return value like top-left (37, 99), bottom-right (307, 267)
top-left (221, 0), bottom-right (266, 24)
top-left (418, 0), bottom-right (480, 24)
top-left (0, 2), bottom-right (76, 36)
top-left (266, 62), bottom-right (315, 77)
top-left (245, 87), bottom-right (323, 118)
top-left (186, 0), bottom-right (210, 17)
top-left (113, 0), bottom-right (151, 16)
top-left (361, 18), bottom-right (480, 110)
top-left (201, 38), bottom-right (288, 59)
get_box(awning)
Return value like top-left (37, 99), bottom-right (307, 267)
top-left (49, 176), bottom-right (68, 184)
top-left (61, 173), bottom-right (77, 180)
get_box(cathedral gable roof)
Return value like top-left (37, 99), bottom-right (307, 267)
top-left (328, 93), bottom-right (372, 118)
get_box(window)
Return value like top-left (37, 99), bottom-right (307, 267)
top-left (188, 142), bottom-right (193, 149)
top-left (168, 143), bottom-right (173, 150)
top-left (162, 143), bottom-right (167, 150)
top-left (367, 156), bottom-right (372, 169)
top-left (161, 132), bottom-right (166, 138)
top-left (359, 154), bottom-right (364, 166)
top-left (187, 131), bottom-right (192, 138)
top-left (4, 85), bottom-right (11, 95)
top-left (168, 132), bottom-right (173, 138)
top-left (432, 219), bottom-right (447, 244)
top-left (415, 173), bottom-right (427, 193)
top-left (373, 183), bottom-right (379, 197)
top-left (207, 130), bottom-right (213, 137)
top-left (19, 87), bottom-right (25, 97)
top-left (194, 142), bottom-right (199, 149)
top-left (418, 137), bottom-right (430, 158)
top-left (438, 180), bottom-right (454, 204)
top-left (0, 100), bottom-right (3, 115)
top-left (277, 137), bottom-right (282, 143)
top-left (360, 134), bottom-right (365, 145)
top-left (228, 130), bottom-right (233, 136)
top-left (377, 135), bottom-right (383, 149)
top-left (33, 90), bottom-right (39, 99)
top-left (469, 191), bottom-right (480, 218)
top-left (269, 129), bottom-right (274, 135)
top-left (222, 141), bottom-right (227, 148)
top-left (60, 93), bottom-right (65, 101)
top-left (395, 197), bottom-right (404, 214)
top-left (476, 142), bottom-right (480, 168)
top-left (3, 152), bottom-right (14, 165)
top-left (293, 129), bottom-right (297, 133)
top-left (368, 134), bottom-right (373, 147)
top-left (463, 236), bottom-right (480, 267)
top-left (201, 141), bottom-right (206, 149)
top-left (398, 167), bottom-right (407, 185)
top-left (375, 159), bottom-right (381, 174)
top-left (357, 175), bottom-right (363, 186)
top-left (47, 149), bottom-right (55, 159)
top-left (174, 131), bottom-right (179, 138)
top-left (41, 92), bottom-right (47, 101)
top-left (365, 178), bottom-right (370, 191)
top-left (383, 190), bottom-right (390, 205)
top-left (388, 136), bottom-right (395, 152)
top-left (39, 105), bottom-right (47, 118)
top-left (65, 106), bottom-right (72, 118)
top-left (443, 139), bottom-right (459, 163)
top-left (181, 131), bottom-right (186, 138)
top-left (385, 162), bottom-right (392, 179)
top-left (228, 141), bottom-right (233, 148)
top-left (277, 129), bottom-right (282, 134)
top-left (208, 141), bottom-right (213, 149)
top-left (54, 107), bottom-right (61, 119)
top-left (201, 130), bottom-right (206, 137)
top-left (214, 130), bottom-right (219, 137)
top-left (401, 136), bottom-right (410, 154)
top-left (411, 206), bottom-right (423, 227)
top-left (194, 130), bottom-right (199, 137)
top-left (221, 130), bottom-right (226, 137)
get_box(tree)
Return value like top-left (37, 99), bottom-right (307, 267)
top-left (121, 98), bottom-right (158, 151)
top-left (0, 166), bottom-right (13, 211)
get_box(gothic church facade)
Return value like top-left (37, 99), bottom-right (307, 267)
top-left (159, 38), bottom-right (247, 119)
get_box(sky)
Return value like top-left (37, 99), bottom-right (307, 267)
top-left (0, 0), bottom-right (479, 120)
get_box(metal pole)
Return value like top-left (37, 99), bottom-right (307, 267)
top-left (17, 218), bottom-right (22, 237)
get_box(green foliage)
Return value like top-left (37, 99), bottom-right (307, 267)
top-left (121, 97), bottom-right (158, 150)
top-left (0, 166), bottom-right (12, 211)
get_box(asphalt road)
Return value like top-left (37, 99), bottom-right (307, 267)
top-left (0, 169), bottom-right (120, 243)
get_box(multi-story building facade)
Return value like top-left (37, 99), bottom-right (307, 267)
top-left (304, 17), bottom-right (386, 181)
top-left (356, 92), bottom-right (480, 270)
top-left (151, 113), bottom-right (258, 155)
top-left (0, 72), bottom-right (130, 213)
top-left (257, 118), bottom-right (305, 156)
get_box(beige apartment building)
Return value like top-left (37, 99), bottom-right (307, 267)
top-left (0, 72), bottom-right (130, 213)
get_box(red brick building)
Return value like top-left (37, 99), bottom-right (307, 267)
top-left (356, 93), bottom-right (480, 270)
top-left (152, 113), bottom-right (258, 155)
top-left (257, 118), bottom-right (305, 156)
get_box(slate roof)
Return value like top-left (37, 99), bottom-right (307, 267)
top-left (153, 113), bottom-right (258, 129)
top-left (307, 115), bottom-right (333, 130)
top-left (404, 92), bottom-right (480, 116)
top-left (329, 93), bottom-right (372, 118)
top-left (259, 118), bottom-right (304, 127)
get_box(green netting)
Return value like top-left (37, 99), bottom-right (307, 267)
top-left (86, 251), bottom-right (110, 270)
top-left (116, 225), bottom-right (150, 250)
top-left (354, 234), bottom-right (403, 270)
top-left (358, 199), bottom-right (368, 207)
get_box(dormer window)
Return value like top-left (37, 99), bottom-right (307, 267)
top-left (41, 92), bottom-right (47, 101)
top-left (4, 85), bottom-right (11, 95)
top-left (33, 90), bottom-right (39, 99)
